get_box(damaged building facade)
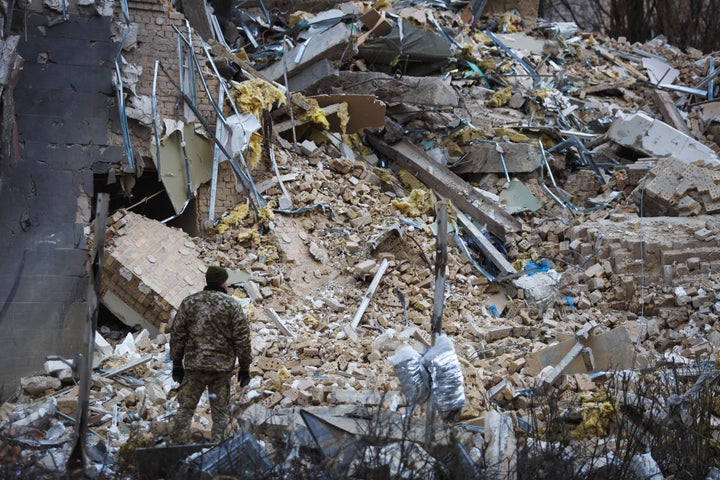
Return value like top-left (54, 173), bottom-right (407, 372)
top-left (1, 0), bottom-right (720, 478)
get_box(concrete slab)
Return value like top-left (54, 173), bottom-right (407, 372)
top-left (450, 141), bottom-right (543, 174)
top-left (14, 88), bottom-right (113, 118)
top-left (336, 71), bottom-right (459, 107)
top-left (526, 326), bottom-right (646, 376)
top-left (287, 58), bottom-right (338, 93)
top-left (20, 143), bottom-right (124, 170)
top-left (16, 33), bottom-right (116, 66)
top-left (259, 22), bottom-right (357, 83)
top-left (607, 112), bottom-right (719, 165)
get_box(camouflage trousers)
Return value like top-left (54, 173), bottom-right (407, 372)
top-left (172, 370), bottom-right (232, 444)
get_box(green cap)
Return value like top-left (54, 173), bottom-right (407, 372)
top-left (205, 266), bottom-right (229, 286)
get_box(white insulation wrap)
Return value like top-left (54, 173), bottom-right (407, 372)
top-left (389, 335), bottom-right (465, 420)
top-left (388, 345), bottom-right (430, 405)
top-left (423, 334), bottom-right (466, 420)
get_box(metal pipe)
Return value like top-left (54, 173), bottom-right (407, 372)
top-left (496, 142), bottom-right (510, 182)
top-left (171, 28), bottom-right (265, 207)
top-left (452, 225), bottom-right (495, 282)
top-left (151, 60), bottom-right (162, 181)
top-left (113, 0), bottom-right (135, 170)
top-left (174, 96), bottom-right (193, 202)
top-left (157, 62), bottom-right (265, 212)
top-left (173, 25), bottom-right (230, 129)
top-left (282, 36), bottom-right (298, 147)
top-left (209, 86), bottom-right (224, 222)
top-left (539, 141), bottom-right (577, 216)
top-left (484, 29), bottom-right (541, 86)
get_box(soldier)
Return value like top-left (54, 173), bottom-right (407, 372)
top-left (170, 265), bottom-right (252, 444)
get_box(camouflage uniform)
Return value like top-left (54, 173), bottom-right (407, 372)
top-left (170, 287), bottom-right (251, 443)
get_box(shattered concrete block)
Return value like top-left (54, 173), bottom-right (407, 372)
top-left (572, 373), bottom-right (597, 391)
top-left (299, 139), bottom-right (319, 156)
top-left (354, 259), bottom-right (377, 275)
top-left (476, 326), bottom-right (513, 341)
top-left (676, 295), bottom-right (692, 306)
top-left (695, 228), bottom-right (714, 240)
top-left (8, 399), bottom-right (58, 436)
top-left (629, 452), bottom-right (664, 480)
top-left (260, 22), bottom-right (357, 83)
top-left (345, 241), bottom-right (361, 253)
top-left (20, 375), bottom-right (61, 396)
top-left (288, 58), bottom-right (339, 93)
top-left (337, 71), bottom-right (459, 107)
top-left (487, 379), bottom-right (513, 403)
top-left (141, 383), bottom-right (167, 405)
top-left (43, 359), bottom-right (72, 376)
top-left (349, 214), bottom-right (372, 229)
top-left (588, 290), bottom-right (603, 304)
top-left (587, 277), bottom-right (605, 291)
top-left (134, 329), bottom-right (151, 350)
top-left (56, 397), bottom-right (77, 416)
top-left (584, 263), bottom-right (604, 278)
top-left (513, 270), bottom-right (561, 310)
top-left (576, 295), bottom-right (592, 309)
top-left (308, 242), bottom-right (330, 264)
top-left (484, 408), bottom-right (516, 478)
top-left (95, 332), bottom-right (113, 359)
top-left (450, 141), bottom-right (543, 174)
top-left (687, 257), bottom-right (701, 271)
top-left (508, 357), bottom-right (526, 374)
top-left (114, 332), bottom-right (137, 357)
top-left (243, 280), bottom-right (263, 302)
top-left (677, 195), bottom-right (702, 215)
top-left (329, 390), bottom-right (383, 405)
top-left (607, 112), bottom-right (719, 165)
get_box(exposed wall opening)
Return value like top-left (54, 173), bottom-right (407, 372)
top-left (97, 303), bottom-right (135, 341)
top-left (92, 164), bottom-right (201, 236)
top-left (93, 167), bottom-right (175, 221)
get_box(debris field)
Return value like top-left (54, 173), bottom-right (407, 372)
top-left (2, 0), bottom-right (720, 478)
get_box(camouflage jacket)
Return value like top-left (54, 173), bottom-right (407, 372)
top-left (170, 288), bottom-right (251, 372)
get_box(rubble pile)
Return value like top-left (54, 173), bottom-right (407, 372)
top-left (2, 0), bottom-right (720, 478)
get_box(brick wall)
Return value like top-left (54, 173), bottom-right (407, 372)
top-left (196, 160), bottom-right (243, 221)
top-left (118, 0), bottom-right (220, 158)
top-left (116, 0), bottom-right (260, 224)
top-left (102, 210), bottom-right (207, 331)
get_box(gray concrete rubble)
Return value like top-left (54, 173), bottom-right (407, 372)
top-left (2, 0), bottom-right (720, 478)
top-left (607, 112), bottom-right (720, 166)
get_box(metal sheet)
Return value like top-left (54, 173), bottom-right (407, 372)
top-left (300, 409), bottom-right (365, 470)
top-left (150, 121), bottom-right (214, 214)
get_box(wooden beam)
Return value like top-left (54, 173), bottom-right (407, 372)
top-left (366, 135), bottom-right (520, 240)
top-left (652, 89), bottom-right (692, 135)
top-left (431, 202), bottom-right (448, 337)
top-left (351, 258), bottom-right (390, 330)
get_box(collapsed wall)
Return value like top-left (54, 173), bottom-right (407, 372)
top-left (101, 210), bottom-right (206, 334)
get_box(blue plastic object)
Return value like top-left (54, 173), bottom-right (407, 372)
top-left (565, 296), bottom-right (575, 310)
top-left (524, 259), bottom-right (552, 276)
